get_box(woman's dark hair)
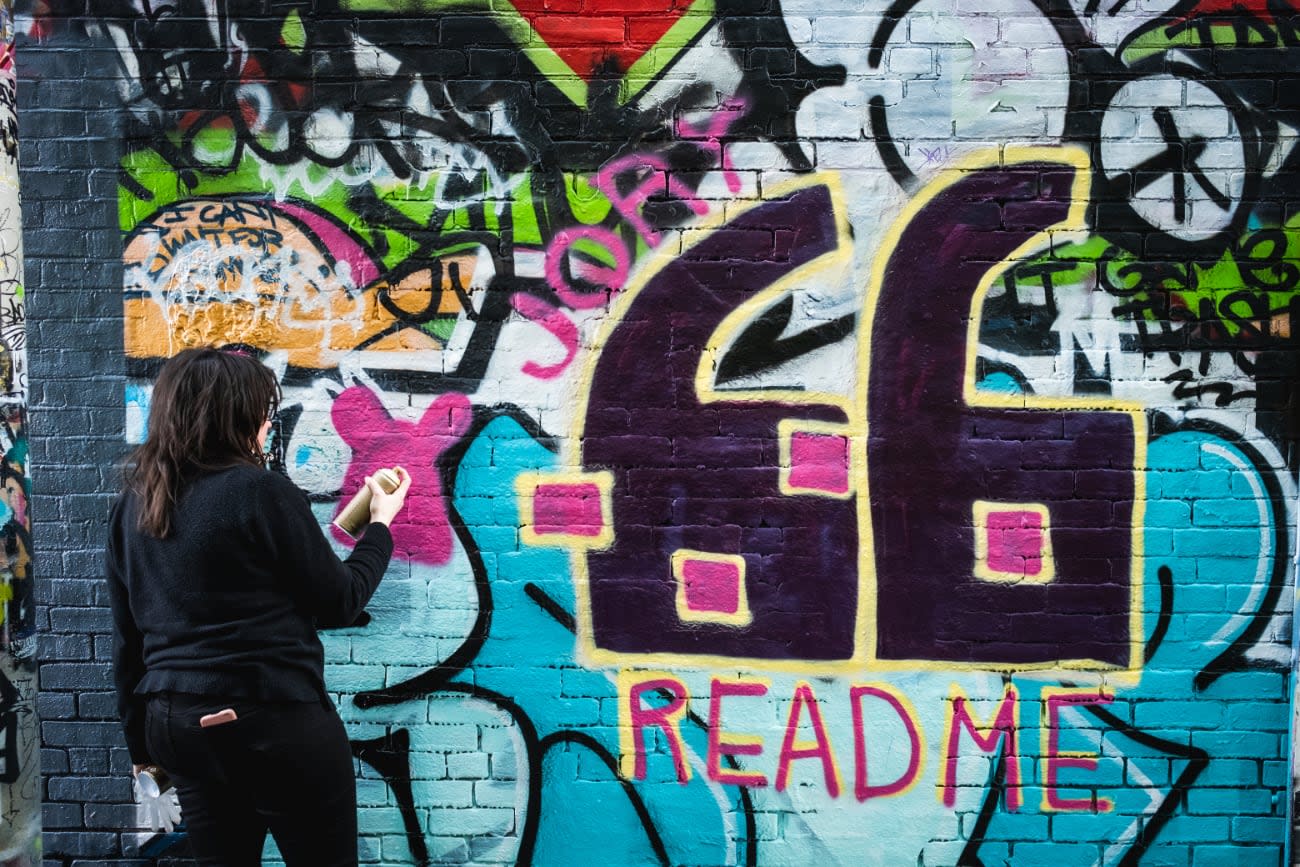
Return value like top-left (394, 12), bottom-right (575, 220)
top-left (128, 347), bottom-right (280, 537)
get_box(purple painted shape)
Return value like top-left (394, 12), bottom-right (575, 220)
top-left (533, 482), bottom-right (604, 536)
top-left (985, 510), bottom-right (1044, 576)
top-left (868, 164), bottom-right (1135, 666)
top-left (272, 200), bottom-right (381, 290)
top-left (582, 185), bottom-right (858, 661)
top-left (680, 558), bottom-right (743, 615)
top-left (788, 431), bottom-right (850, 494)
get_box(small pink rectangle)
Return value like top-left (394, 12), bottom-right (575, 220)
top-left (985, 510), bottom-right (1044, 576)
top-left (788, 431), bottom-right (850, 494)
top-left (680, 558), bottom-right (742, 615)
top-left (533, 483), bottom-right (604, 536)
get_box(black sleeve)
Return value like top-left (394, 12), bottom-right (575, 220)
top-left (255, 472), bottom-right (394, 628)
top-left (105, 499), bottom-right (150, 765)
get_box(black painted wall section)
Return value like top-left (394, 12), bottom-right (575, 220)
top-left (17, 15), bottom-right (142, 866)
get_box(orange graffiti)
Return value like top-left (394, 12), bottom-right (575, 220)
top-left (123, 198), bottom-right (469, 368)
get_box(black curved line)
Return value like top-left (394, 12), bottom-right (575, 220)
top-left (868, 0), bottom-right (920, 69)
top-left (715, 294), bottom-right (856, 384)
top-left (354, 406), bottom-right (552, 708)
top-left (733, 763), bottom-right (758, 867)
top-left (539, 731), bottom-right (671, 867)
top-left (1178, 421), bottom-right (1291, 691)
top-left (1144, 564), bottom-right (1175, 664)
top-left (682, 706), bottom-right (758, 867)
top-left (1028, 0), bottom-right (1121, 145)
top-left (973, 359), bottom-right (1035, 396)
top-left (375, 259), bottom-right (455, 326)
top-left (524, 583), bottom-right (576, 633)
top-left (354, 505), bottom-right (490, 708)
top-left (868, 95), bottom-right (918, 193)
top-left (270, 194), bottom-right (385, 274)
top-left (955, 741), bottom-right (1008, 866)
top-left (120, 169), bottom-right (154, 202)
top-left (436, 683), bottom-right (545, 867)
top-left (1084, 703), bottom-right (1210, 867)
top-left (869, 0), bottom-right (1108, 163)
top-left (960, 695), bottom-right (1210, 867)
top-left (351, 728), bottom-right (430, 866)
top-left (176, 110), bottom-right (247, 175)
top-left (1146, 416), bottom-right (1291, 690)
top-left (347, 405), bottom-right (758, 867)
top-left (1114, 0), bottom-right (1206, 61)
top-left (351, 320), bottom-right (413, 352)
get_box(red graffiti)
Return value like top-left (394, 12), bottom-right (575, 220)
top-left (515, 100), bottom-right (748, 380)
top-left (1174, 0), bottom-right (1299, 24)
top-left (507, 0), bottom-right (695, 81)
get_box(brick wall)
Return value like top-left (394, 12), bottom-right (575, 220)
top-left (0, 0), bottom-right (35, 862)
top-left (18, 1), bottom-right (1300, 865)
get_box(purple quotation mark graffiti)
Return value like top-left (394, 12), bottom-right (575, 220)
top-left (582, 158), bottom-right (1141, 668)
top-left (869, 160), bottom-right (1139, 668)
top-left (583, 185), bottom-right (857, 661)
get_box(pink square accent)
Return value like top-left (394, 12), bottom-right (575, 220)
top-left (787, 431), bottom-right (850, 494)
top-left (532, 483), bottom-right (604, 536)
top-left (680, 558), bottom-right (743, 615)
top-left (985, 510), bottom-right (1045, 576)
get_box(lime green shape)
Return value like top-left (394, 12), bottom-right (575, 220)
top-left (190, 123), bottom-right (240, 170)
top-left (620, 0), bottom-right (714, 105)
top-left (1121, 20), bottom-right (1276, 64)
top-left (566, 174), bottom-right (613, 226)
top-left (1013, 222), bottom-right (1300, 341)
top-left (427, 315), bottom-right (459, 342)
top-left (281, 9), bottom-right (307, 53)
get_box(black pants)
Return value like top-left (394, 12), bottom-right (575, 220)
top-left (144, 692), bottom-right (358, 867)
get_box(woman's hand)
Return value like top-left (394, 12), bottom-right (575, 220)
top-left (367, 466), bottom-right (412, 526)
top-left (133, 763), bottom-right (147, 776)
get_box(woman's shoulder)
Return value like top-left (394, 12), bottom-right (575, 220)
top-left (190, 466), bottom-right (308, 524)
top-left (107, 487), bottom-right (134, 532)
top-left (242, 466), bottom-right (310, 504)
top-left (189, 464), bottom-right (296, 503)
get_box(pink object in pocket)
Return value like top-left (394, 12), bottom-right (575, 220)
top-left (199, 708), bottom-right (238, 728)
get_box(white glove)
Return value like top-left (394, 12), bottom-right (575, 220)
top-left (134, 775), bottom-right (183, 832)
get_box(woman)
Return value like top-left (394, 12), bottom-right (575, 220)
top-left (106, 347), bottom-right (411, 866)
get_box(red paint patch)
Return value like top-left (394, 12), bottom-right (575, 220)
top-left (508, 0), bottom-right (690, 80)
top-left (1171, 0), bottom-right (1298, 26)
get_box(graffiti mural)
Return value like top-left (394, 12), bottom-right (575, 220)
top-left (0, 0), bottom-right (35, 863)
top-left (31, 0), bottom-right (1300, 862)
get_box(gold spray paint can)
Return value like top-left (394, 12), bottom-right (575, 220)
top-left (137, 765), bottom-right (173, 798)
top-left (332, 467), bottom-right (402, 539)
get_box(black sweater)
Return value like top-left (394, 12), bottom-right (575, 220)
top-left (106, 464), bottom-right (393, 764)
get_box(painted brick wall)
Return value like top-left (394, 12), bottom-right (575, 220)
top-left (17, 1), bottom-right (1300, 866)
top-left (0, 0), bottom-right (36, 863)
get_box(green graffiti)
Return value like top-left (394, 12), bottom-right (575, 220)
top-left (1012, 221), bottom-right (1299, 344)
top-left (280, 9), bottom-right (308, 54)
top-left (1122, 13), bottom-right (1300, 64)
